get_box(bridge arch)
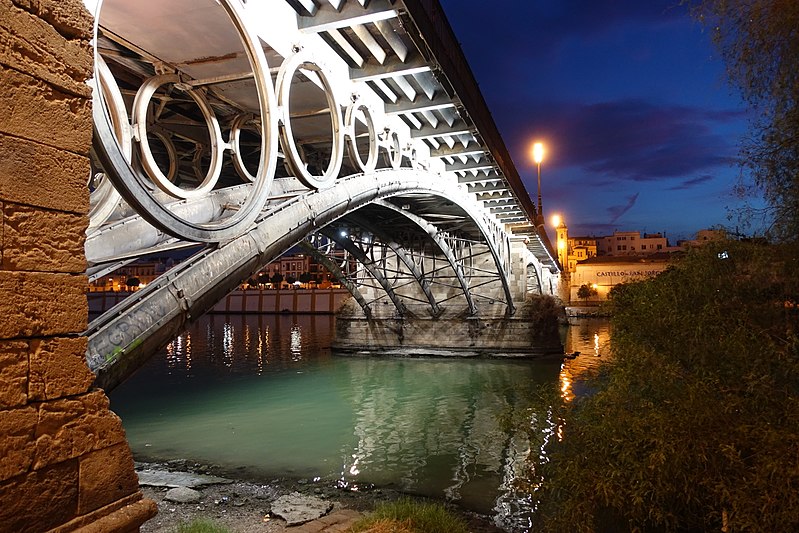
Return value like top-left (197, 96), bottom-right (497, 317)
top-left (88, 168), bottom-right (527, 389)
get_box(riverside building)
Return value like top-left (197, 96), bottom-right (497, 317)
top-left (554, 222), bottom-right (679, 302)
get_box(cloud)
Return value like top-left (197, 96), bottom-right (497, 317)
top-left (607, 192), bottom-right (640, 223)
top-left (669, 175), bottom-right (714, 190)
top-left (568, 222), bottom-right (627, 237)
top-left (501, 99), bottom-right (742, 185)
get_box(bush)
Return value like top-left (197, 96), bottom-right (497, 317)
top-left (576, 283), bottom-right (597, 301)
top-left (348, 498), bottom-right (468, 533)
top-left (521, 293), bottom-right (564, 340)
top-left (532, 240), bottom-right (799, 532)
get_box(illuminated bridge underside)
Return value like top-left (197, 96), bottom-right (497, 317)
top-left (84, 0), bottom-right (561, 390)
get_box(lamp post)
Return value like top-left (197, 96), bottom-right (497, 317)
top-left (533, 142), bottom-right (545, 226)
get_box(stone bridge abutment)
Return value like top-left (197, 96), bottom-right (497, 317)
top-left (0, 1), bottom-right (155, 531)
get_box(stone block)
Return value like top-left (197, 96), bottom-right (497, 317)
top-left (0, 133), bottom-right (89, 213)
top-left (54, 495), bottom-right (157, 533)
top-left (0, 0), bottom-right (92, 97)
top-left (0, 65), bottom-right (92, 154)
top-left (2, 202), bottom-right (86, 272)
top-left (0, 270), bottom-right (87, 339)
top-left (0, 459), bottom-right (79, 532)
top-left (34, 390), bottom-right (127, 470)
top-left (28, 336), bottom-right (93, 402)
top-left (11, 0), bottom-right (93, 40)
top-left (0, 339), bottom-right (27, 408)
top-left (78, 442), bottom-right (139, 515)
top-left (0, 404), bottom-right (37, 482)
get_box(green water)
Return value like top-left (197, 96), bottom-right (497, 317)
top-left (110, 314), bottom-right (610, 529)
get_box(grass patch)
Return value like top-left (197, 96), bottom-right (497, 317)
top-left (174, 518), bottom-right (231, 533)
top-left (349, 498), bottom-right (469, 533)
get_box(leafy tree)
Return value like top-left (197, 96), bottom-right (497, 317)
top-left (125, 277), bottom-right (141, 289)
top-left (256, 273), bottom-right (270, 286)
top-left (285, 275), bottom-right (297, 285)
top-left (576, 283), bottom-right (597, 301)
top-left (299, 271), bottom-right (313, 285)
top-left (247, 277), bottom-right (257, 289)
top-left (269, 272), bottom-right (283, 286)
top-left (532, 240), bottom-right (799, 531)
top-left (690, 1), bottom-right (799, 240)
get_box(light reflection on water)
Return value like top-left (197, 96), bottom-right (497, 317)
top-left (110, 315), bottom-right (611, 531)
top-left (559, 319), bottom-right (612, 402)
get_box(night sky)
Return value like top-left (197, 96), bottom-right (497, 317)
top-left (439, 0), bottom-right (754, 242)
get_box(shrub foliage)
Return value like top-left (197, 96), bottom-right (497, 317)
top-left (533, 241), bottom-right (799, 532)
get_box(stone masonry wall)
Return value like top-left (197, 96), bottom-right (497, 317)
top-left (0, 1), bottom-right (155, 531)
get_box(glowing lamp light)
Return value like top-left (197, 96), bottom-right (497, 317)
top-left (533, 142), bottom-right (545, 164)
top-left (558, 240), bottom-right (566, 250)
top-left (552, 214), bottom-right (561, 228)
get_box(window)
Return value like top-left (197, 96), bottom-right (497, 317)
top-left (657, 244), bottom-right (663, 250)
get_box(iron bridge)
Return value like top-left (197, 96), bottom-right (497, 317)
top-left (82, 0), bottom-right (561, 389)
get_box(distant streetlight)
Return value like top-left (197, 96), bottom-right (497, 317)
top-left (532, 142), bottom-right (545, 225)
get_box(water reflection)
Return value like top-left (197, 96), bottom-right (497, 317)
top-left (110, 315), bottom-right (612, 531)
top-left (165, 333), bottom-right (192, 374)
top-left (290, 325), bottom-right (302, 361)
top-left (559, 319), bottom-right (612, 402)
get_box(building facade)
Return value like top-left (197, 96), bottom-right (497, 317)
top-left (569, 255), bottom-right (673, 302)
top-left (596, 230), bottom-right (670, 256)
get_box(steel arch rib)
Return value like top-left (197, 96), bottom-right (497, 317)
top-left (298, 240), bottom-right (372, 318)
top-left (373, 200), bottom-right (516, 315)
top-left (348, 214), bottom-right (441, 317)
top-left (319, 228), bottom-right (407, 316)
top-left (373, 200), bottom-right (484, 315)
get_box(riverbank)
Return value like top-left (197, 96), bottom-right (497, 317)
top-left (136, 460), bottom-right (505, 533)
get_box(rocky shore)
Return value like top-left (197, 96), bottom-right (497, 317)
top-left (136, 460), bottom-right (505, 533)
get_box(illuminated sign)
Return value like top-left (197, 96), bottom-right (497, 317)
top-left (595, 270), bottom-right (663, 278)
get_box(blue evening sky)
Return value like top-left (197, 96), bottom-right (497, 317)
top-left (439, 0), bottom-right (756, 241)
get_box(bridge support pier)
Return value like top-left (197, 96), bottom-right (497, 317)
top-left (0, 2), bottom-right (155, 531)
top-left (333, 300), bottom-right (564, 358)
top-left (334, 315), bottom-right (563, 358)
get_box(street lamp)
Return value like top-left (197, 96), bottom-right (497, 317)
top-left (533, 142), bottom-right (545, 225)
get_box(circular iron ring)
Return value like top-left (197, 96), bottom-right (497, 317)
top-left (277, 54), bottom-right (344, 190)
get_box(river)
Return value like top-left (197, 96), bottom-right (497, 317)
top-left (109, 314), bottom-right (610, 530)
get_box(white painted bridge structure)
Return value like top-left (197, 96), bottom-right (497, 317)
top-left (84, 0), bottom-right (561, 389)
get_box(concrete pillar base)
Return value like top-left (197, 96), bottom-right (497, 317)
top-left (333, 315), bottom-right (563, 358)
